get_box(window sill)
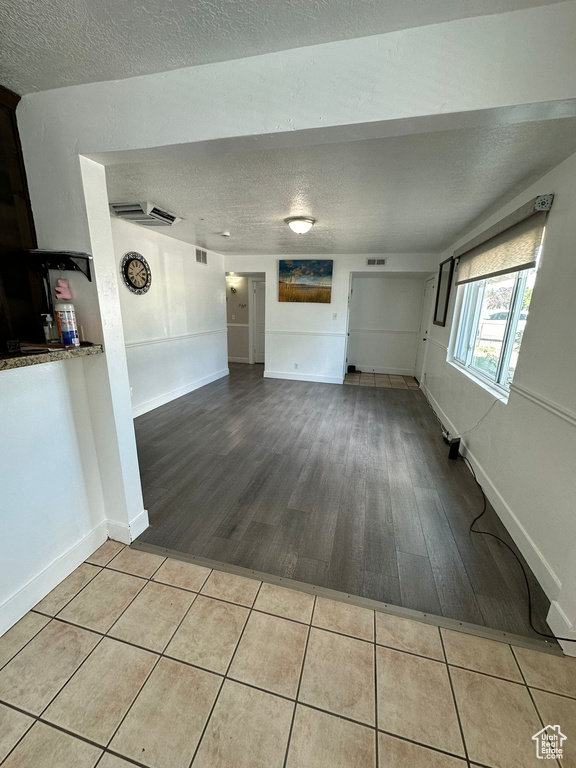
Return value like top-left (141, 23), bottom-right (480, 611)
top-left (447, 358), bottom-right (509, 404)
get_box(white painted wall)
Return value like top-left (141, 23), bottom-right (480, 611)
top-left (225, 254), bottom-right (437, 383)
top-left (111, 218), bottom-right (228, 416)
top-left (7, 0), bottom-right (576, 641)
top-left (348, 276), bottom-right (425, 375)
top-left (0, 360), bottom-right (107, 635)
top-left (421, 151), bottom-right (576, 652)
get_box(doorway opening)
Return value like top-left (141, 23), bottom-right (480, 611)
top-left (344, 271), bottom-right (432, 387)
top-left (226, 272), bottom-right (266, 367)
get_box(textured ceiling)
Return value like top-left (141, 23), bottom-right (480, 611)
top-left (106, 117), bottom-right (576, 254)
top-left (0, 0), bottom-right (565, 94)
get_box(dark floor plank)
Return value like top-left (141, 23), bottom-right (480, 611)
top-left (292, 556), bottom-right (330, 588)
top-left (258, 508), bottom-right (309, 579)
top-left (397, 551), bottom-right (442, 615)
top-left (364, 469), bottom-right (397, 580)
top-left (413, 486), bottom-right (484, 624)
top-left (388, 460), bottom-right (428, 558)
top-left (297, 461), bottom-right (346, 561)
top-left (362, 570), bottom-right (402, 606)
top-left (326, 473), bottom-right (366, 595)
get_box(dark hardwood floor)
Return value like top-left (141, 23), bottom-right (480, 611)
top-left (135, 363), bottom-right (551, 639)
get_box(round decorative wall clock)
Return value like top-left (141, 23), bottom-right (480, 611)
top-left (121, 251), bottom-right (151, 295)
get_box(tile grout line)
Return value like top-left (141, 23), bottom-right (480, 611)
top-left (19, 547), bottom-right (209, 768)
top-left (94, 747), bottom-right (149, 768)
top-left (0, 616), bottom-right (51, 675)
top-left (281, 595), bottom-right (317, 768)
top-left (510, 646), bottom-right (563, 768)
top-left (102, 565), bottom-right (208, 758)
top-left (53, 560), bottom-right (148, 632)
top-left (0, 704), bottom-right (35, 767)
top-left (440, 631), bottom-right (471, 767)
top-left (527, 685), bottom-right (576, 703)
top-left (445, 661), bottom-right (539, 686)
top-left (376, 726), bottom-right (475, 762)
top-left (32, 561), bottom-right (103, 628)
top-left (186, 579), bottom-right (265, 768)
top-left (0, 626), bottom-right (108, 768)
top-left (30, 562), bottom-right (165, 746)
top-left (38, 626), bottom-right (108, 720)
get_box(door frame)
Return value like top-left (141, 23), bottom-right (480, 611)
top-left (415, 275), bottom-right (436, 383)
top-left (342, 272), bottom-right (354, 379)
top-left (249, 277), bottom-right (265, 365)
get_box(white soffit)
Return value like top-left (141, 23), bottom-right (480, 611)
top-left (0, 0), bottom-right (565, 94)
top-left (105, 117), bottom-right (576, 255)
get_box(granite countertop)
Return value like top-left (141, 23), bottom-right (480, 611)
top-left (0, 344), bottom-right (104, 371)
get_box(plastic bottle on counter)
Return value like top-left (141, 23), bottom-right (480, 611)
top-left (41, 314), bottom-right (60, 343)
top-left (54, 302), bottom-right (80, 347)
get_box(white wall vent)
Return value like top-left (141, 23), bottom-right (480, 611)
top-left (109, 202), bottom-right (182, 227)
top-left (196, 248), bottom-right (207, 264)
top-left (366, 258), bottom-right (387, 266)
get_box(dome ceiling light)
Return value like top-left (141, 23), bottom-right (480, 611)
top-left (285, 216), bottom-right (315, 234)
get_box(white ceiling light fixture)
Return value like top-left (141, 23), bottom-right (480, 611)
top-left (285, 216), bottom-right (315, 234)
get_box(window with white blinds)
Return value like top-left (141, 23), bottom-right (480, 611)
top-left (456, 211), bottom-right (546, 286)
top-left (451, 196), bottom-right (552, 393)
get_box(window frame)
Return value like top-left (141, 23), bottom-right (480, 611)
top-left (450, 268), bottom-right (532, 396)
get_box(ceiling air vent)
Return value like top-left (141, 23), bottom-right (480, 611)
top-left (366, 258), bottom-right (387, 266)
top-left (196, 248), bottom-right (207, 264)
top-left (109, 202), bottom-right (182, 227)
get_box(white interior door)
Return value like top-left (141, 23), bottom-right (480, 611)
top-left (415, 276), bottom-right (436, 382)
top-left (254, 281), bottom-right (265, 363)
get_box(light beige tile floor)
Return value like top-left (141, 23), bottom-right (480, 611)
top-left (313, 596), bottom-right (374, 641)
top-left (1, 542), bottom-right (575, 768)
top-left (344, 373), bottom-right (420, 389)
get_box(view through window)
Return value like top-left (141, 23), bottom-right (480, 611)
top-left (454, 268), bottom-right (535, 391)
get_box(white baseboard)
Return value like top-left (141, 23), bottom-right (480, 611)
top-left (132, 369), bottom-right (229, 417)
top-left (0, 520), bottom-right (108, 637)
top-left (421, 384), bottom-right (561, 601)
top-left (264, 370), bottom-right (344, 385)
top-left (547, 601), bottom-right (576, 656)
top-left (107, 508), bottom-right (149, 545)
top-left (421, 384), bottom-right (459, 436)
top-left (228, 357), bottom-right (250, 364)
top-left (353, 366), bottom-right (415, 376)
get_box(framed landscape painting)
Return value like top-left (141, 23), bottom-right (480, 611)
top-left (433, 256), bottom-right (455, 326)
top-left (278, 259), bottom-right (333, 303)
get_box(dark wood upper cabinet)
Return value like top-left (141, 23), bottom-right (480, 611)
top-left (0, 85), bottom-right (36, 251)
top-left (0, 84), bottom-right (41, 353)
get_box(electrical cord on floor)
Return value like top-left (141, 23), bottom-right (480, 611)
top-left (422, 388), bottom-right (574, 643)
top-left (460, 454), bottom-right (575, 644)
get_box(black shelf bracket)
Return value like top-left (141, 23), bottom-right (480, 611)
top-left (24, 250), bottom-right (93, 282)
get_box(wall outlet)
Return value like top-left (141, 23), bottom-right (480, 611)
top-left (294, 363), bottom-right (299, 370)
top-left (232, 314), bottom-right (236, 320)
